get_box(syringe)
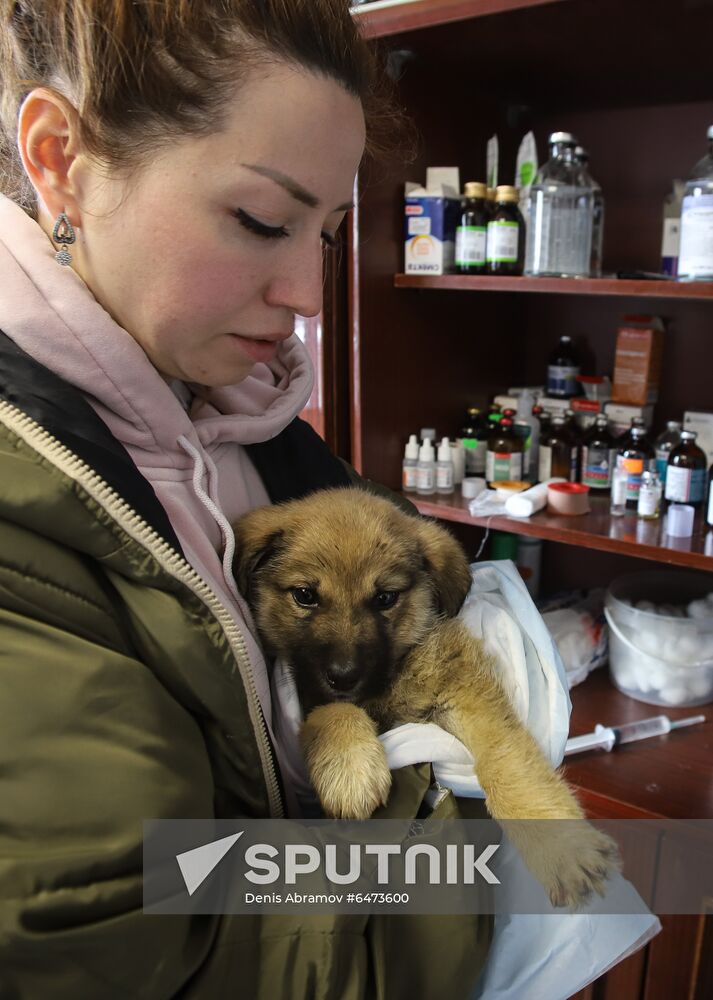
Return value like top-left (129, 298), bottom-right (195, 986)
top-left (564, 714), bottom-right (706, 756)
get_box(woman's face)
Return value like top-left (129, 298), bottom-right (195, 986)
top-left (67, 62), bottom-right (365, 386)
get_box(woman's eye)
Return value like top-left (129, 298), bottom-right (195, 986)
top-left (292, 587), bottom-right (319, 608)
top-left (373, 591), bottom-right (399, 611)
top-left (234, 209), bottom-right (289, 240)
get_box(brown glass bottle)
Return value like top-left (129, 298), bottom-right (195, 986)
top-left (538, 415), bottom-right (577, 482)
top-left (486, 417), bottom-right (523, 482)
top-left (455, 182), bottom-right (489, 274)
top-left (664, 430), bottom-right (708, 507)
top-left (580, 414), bottom-right (614, 493)
top-left (486, 186), bottom-right (525, 276)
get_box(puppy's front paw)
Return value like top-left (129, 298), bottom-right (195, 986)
top-left (301, 704), bottom-right (392, 820)
top-left (516, 822), bottom-right (621, 909)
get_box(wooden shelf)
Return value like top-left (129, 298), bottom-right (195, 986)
top-left (394, 274), bottom-right (713, 300)
top-left (411, 493), bottom-right (713, 572)
top-left (353, 0), bottom-right (560, 39)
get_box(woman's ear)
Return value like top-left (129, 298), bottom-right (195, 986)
top-left (17, 88), bottom-right (82, 224)
top-left (233, 506), bottom-right (286, 599)
top-left (413, 517), bottom-right (472, 617)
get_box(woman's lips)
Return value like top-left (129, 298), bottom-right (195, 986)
top-left (229, 334), bottom-right (282, 363)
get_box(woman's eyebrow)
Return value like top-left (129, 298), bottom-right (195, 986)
top-left (241, 162), bottom-right (354, 212)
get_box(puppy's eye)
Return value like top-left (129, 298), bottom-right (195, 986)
top-left (373, 590), bottom-right (399, 611)
top-left (292, 587), bottom-right (319, 608)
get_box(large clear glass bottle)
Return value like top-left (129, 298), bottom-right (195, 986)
top-left (678, 125), bottom-right (713, 281)
top-left (575, 145), bottom-right (604, 277)
top-left (538, 415), bottom-right (577, 482)
top-left (525, 132), bottom-right (594, 278)
top-left (654, 420), bottom-right (682, 486)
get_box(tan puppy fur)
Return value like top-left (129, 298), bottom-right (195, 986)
top-left (234, 487), bottom-right (620, 907)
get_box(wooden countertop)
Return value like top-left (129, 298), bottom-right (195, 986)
top-left (564, 669), bottom-right (713, 819)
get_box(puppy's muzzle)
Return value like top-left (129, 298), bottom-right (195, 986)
top-left (325, 661), bottom-right (361, 696)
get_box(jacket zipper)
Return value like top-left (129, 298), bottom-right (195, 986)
top-left (0, 400), bottom-right (284, 818)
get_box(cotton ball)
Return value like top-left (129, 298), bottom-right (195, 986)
top-left (705, 592), bottom-right (713, 606)
top-left (637, 600), bottom-right (656, 613)
top-left (675, 634), bottom-right (703, 665)
top-left (638, 631), bottom-right (662, 656)
top-left (659, 604), bottom-right (680, 618)
top-left (688, 599), bottom-right (713, 621)
top-left (659, 684), bottom-right (692, 706)
top-left (687, 675), bottom-right (713, 700)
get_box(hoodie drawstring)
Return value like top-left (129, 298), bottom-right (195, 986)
top-left (177, 434), bottom-right (242, 605)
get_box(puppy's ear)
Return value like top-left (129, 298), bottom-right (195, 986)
top-left (233, 506), bottom-right (286, 599)
top-left (413, 517), bottom-right (472, 617)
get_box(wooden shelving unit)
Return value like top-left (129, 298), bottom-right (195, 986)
top-left (353, 0), bottom-right (560, 39)
top-left (394, 274), bottom-right (713, 300)
top-left (410, 493), bottom-right (713, 572)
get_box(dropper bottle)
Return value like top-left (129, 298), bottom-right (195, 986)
top-left (402, 434), bottom-right (419, 493)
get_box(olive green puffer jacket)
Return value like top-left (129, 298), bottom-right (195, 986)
top-left (0, 333), bottom-right (492, 999)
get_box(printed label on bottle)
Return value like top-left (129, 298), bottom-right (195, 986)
top-left (625, 471), bottom-right (643, 503)
top-left (403, 464), bottom-right (418, 490)
top-left (661, 217), bottom-right (680, 276)
top-left (455, 226), bottom-right (487, 266)
top-left (462, 438), bottom-right (486, 474)
top-left (708, 480), bottom-right (713, 526)
top-left (637, 484), bottom-right (660, 518)
top-left (436, 464), bottom-right (454, 490)
top-left (416, 465), bottom-right (434, 492)
top-left (655, 451), bottom-right (670, 483)
top-left (538, 445), bottom-right (552, 482)
top-left (487, 450), bottom-right (522, 481)
top-left (581, 445), bottom-right (611, 488)
top-left (665, 465), bottom-right (705, 503)
top-left (487, 221), bottom-right (519, 263)
top-left (678, 193), bottom-right (713, 278)
top-left (547, 364), bottom-right (580, 396)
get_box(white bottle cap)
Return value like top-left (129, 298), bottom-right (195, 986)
top-left (419, 438), bottom-right (435, 462)
top-left (437, 437), bottom-right (452, 461)
top-left (666, 503), bottom-right (695, 538)
top-left (461, 477), bottom-right (486, 499)
top-left (404, 434), bottom-right (419, 460)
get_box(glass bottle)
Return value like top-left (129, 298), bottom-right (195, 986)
top-left (486, 185), bottom-right (525, 276)
top-left (455, 182), bottom-right (489, 274)
top-left (678, 125), bottom-right (713, 281)
top-left (539, 415), bottom-right (576, 482)
top-left (486, 417), bottom-right (523, 482)
top-left (637, 471), bottom-right (662, 520)
top-left (525, 131), bottom-right (594, 278)
top-left (707, 463), bottom-right (713, 527)
top-left (614, 417), bottom-right (647, 463)
top-left (580, 414), bottom-right (614, 493)
top-left (574, 145), bottom-right (604, 277)
top-left (458, 408), bottom-right (486, 475)
top-left (547, 335), bottom-right (581, 398)
top-left (665, 430), bottom-right (708, 507)
top-left (654, 420), bottom-right (682, 486)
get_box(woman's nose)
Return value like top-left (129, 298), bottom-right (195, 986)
top-left (264, 242), bottom-right (324, 318)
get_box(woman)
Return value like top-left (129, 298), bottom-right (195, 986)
top-left (0, 1), bottom-right (491, 997)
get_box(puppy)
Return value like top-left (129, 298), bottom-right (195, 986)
top-left (234, 487), bottom-right (619, 907)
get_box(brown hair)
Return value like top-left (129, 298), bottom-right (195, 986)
top-left (0, 0), bottom-right (403, 213)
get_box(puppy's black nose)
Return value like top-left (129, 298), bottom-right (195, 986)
top-left (325, 663), bottom-right (360, 693)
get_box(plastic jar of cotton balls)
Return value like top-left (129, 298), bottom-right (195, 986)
top-left (605, 571), bottom-right (713, 707)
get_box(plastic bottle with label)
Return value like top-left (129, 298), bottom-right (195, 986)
top-left (436, 437), bottom-right (455, 494)
top-left (402, 434), bottom-right (419, 493)
top-left (486, 186), bottom-right (525, 275)
top-left (654, 420), bottom-right (682, 486)
top-left (547, 335), bottom-right (581, 398)
top-left (538, 415), bottom-right (576, 482)
top-left (416, 438), bottom-right (436, 495)
top-left (580, 414), bottom-right (614, 493)
top-left (678, 125), bottom-right (713, 281)
top-left (665, 430), bottom-right (707, 506)
top-left (456, 182), bottom-right (489, 274)
top-left (525, 131), bottom-right (594, 277)
top-left (486, 417), bottom-right (523, 482)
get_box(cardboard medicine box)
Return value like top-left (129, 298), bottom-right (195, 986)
top-left (404, 168), bottom-right (461, 276)
top-left (611, 316), bottom-right (664, 405)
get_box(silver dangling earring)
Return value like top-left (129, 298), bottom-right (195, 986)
top-left (52, 212), bottom-right (76, 266)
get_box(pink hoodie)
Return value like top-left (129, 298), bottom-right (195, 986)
top-left (0, 193), bottom-right (314, 810)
